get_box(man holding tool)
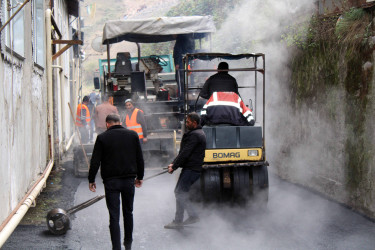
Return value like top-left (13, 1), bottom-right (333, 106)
top-left (75, 96), bottom-right (91, 144)
top-left (164, 112), bottom-right (206, 229)
top-left (88, 114), bottom-right (144, 250)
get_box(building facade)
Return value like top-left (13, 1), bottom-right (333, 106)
top-left (0, 0), bottom-right (82, 244)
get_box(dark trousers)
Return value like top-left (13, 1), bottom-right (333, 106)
top-left (174, 169), bottom-right (201, 223)
top-left (78, 126), bottom-right (89, 144)
top-left (175, 69), bottom-right (184, 99)
top-left (104, 178), bottom-right (135, 250)
top-left (89, 119), bottom-right (95, 141)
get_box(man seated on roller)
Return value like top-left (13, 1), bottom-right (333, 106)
top-left (200, 91), bottom-right (255, 127)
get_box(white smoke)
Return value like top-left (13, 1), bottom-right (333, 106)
top-left (212, 0), bottom-right (318, 176)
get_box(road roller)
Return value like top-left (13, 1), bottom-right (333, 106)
top-left (182, 52), bottom-right (269, 204)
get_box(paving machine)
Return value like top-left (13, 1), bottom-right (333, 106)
top-left (183, 53), bottom-right (269, 204)
top-left (73, 16), bottom-right (216, 176)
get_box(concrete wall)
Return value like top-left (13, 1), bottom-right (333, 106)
top-left (271, 70), bottom-right (375, 218)
top-left (0, 0), bottom-right (77, 227)
top-left (53, 0), bottom-right (77, 160)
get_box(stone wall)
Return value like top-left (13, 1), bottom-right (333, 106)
top-left (268, 9), bottom-right (375, 218)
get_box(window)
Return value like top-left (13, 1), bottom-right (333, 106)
top-left (4, 0), bottom-right (25, 56)
top-left (33, 0), bottom-right (45, 67)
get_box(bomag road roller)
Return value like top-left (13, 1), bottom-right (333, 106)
top-left (182, 53), bottom-right (269, 205)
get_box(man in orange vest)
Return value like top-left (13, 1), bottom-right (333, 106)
top-left (123, 99), bottom-right (148, 144)
top-left (76, 96), bottom-right (91, 144)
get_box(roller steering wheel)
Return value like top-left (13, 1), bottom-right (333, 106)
top-left (150, 55), bottom-right (168, 66)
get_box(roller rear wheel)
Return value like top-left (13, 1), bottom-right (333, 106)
top-left (201, 168), bottom-right (221, 202)
top-left (251, 165), bottom-right (269, 208)
top-left (232, 167), bottom-right (251, 201)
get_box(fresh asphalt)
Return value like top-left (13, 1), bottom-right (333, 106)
top-left (3, 153), bottom-right (375, 250)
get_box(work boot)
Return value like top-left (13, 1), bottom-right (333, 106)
top-left (183, 216), bottom-right (199, 225)
top-left (164, 220), bottom-right (183, 229)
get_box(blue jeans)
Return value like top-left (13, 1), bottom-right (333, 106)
top-left (174, 169), bottom-right (201, 223)
top-left (104, 178), bottom-right (135, 250)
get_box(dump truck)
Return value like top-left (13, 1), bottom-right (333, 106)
top-left (183, 52), bottom-right (269, 204)
top-left (73, 16), bottom-right (216, 176)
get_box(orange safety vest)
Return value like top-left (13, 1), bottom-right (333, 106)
top-left (108, 96), bottom-right (114, 105)
top-left (76, 104), bottom-right (91, 127)
top-left (125, 108), bottom-right (144, 139)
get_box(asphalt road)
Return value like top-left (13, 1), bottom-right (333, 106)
top-left (3, 157), bottom-right (375, 250)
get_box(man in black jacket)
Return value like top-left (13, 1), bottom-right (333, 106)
top-left (88, 114), bottom-right (144, 250)
top-left (199, 61), bottom-right (239, 99)
top-left (164, 112), bottom-right (206, 229)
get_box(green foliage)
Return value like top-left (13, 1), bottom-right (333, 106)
top-left (166, 0), bottom-right (241, 28)
top-left (289, 8), bottom-right (373, 195)
top-left (143, 0), bottom-right (243, 57)
top-left (282, 15), bottom-right (338, 50)
top-left (289, 8), bottom-right (371, 102)
top-left (141, 42), bottom-right (174, 57)
top-left (335, 8), bottom-right (365, 36)
top-left (281, 21), bottom-right (312, 49)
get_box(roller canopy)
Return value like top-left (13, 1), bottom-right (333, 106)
top-left (185, 53), bottom-right (265, 61)
top-left (102, 16), bottom-right (216, 44)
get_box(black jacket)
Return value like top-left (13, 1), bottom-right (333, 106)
top-left (200, 92), bottom-right (255, 126)
top-left (172, 126), bottom-right (206, 172)
top-left (173, 34), bottom-right (195, 67)
top-left (88, 125), bottom-right (144, 183)
top-left (200, 72), bottom-right (239, 99)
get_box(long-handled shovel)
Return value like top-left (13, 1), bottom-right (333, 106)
top-left (143, 169), bottom-right (169, 180)
top-left (46, 195), bottom-right (105, 235)
top-left (68, 102), bottom-right (90, 171)
top-left (46, 169), bottom-right (169, 235)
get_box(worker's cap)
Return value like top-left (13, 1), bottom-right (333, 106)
top-left (125, 99), bottom-right (133, 104)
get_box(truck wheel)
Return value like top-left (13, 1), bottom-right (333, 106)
top-left (232, 167), bottom-right (251, 201)
top-left (201, 168), bottom-right (221, 202)
top-left (251, 165), bottom-right (269, 208)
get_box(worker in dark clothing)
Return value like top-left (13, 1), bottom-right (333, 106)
top-left (173, 34), bottom-right (195, 95)
top-left (173, 34), bottom-right (195, 72)
top-left (123, 99), bottom-right (148, 144)
top-left (200, 92), bottom-right (255, 126)
top-left (88, 114), bottom-right (144, 250)
top-left (199, 62), bottom-right (239, 99)
top-left (164, 112), bottom-right (206, 229)
top-left (75, 96), bottom-right (91, 144)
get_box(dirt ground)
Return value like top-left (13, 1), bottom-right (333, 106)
top-left (21, 150), bottom-right (81, 226)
